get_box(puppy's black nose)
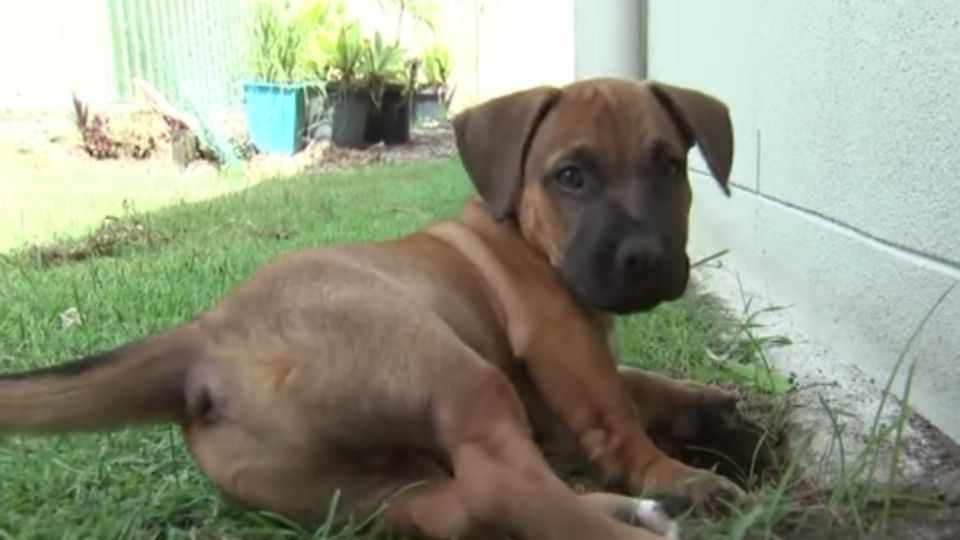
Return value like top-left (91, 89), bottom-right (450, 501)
top-left (615, 236), bottom-right (664, 274)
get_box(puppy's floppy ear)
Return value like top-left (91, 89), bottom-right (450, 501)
top-left (647, 81), bottom-right (735, 196)
top-left (452, 86), bottom-right (562, 220)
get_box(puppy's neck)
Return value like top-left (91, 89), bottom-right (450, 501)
top-left (457, 197), bottom-right (614, 328)
top-left (459, 197), bottom-right (553, 264)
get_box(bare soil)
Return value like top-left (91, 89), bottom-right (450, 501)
top-left (0, 105), bottom-right (456, 181)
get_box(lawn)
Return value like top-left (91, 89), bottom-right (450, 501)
top-left (0, 158), bottom-right (942, 539)
top-left (0, 159), bottom-right (476, 538)
top-left (0, 150), bottom-right (253, 254)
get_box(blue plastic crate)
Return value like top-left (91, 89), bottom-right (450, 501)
top-left (242, 80), bottom-right (307, 155)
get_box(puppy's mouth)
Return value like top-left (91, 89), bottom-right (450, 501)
top-left (562, 259), bottom-right (690, 315)
top-left (555, 203), bottom-right (691, 315)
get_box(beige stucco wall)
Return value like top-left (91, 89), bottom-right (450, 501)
top-left (641, 0), bottom-right (960, 442)
top-left (0, 0), bottom-right (117, 108)
top-left (436, 0), bottom-right (650, 110)
top-left (436, 0), bottom-right (577, 112)
top-left (574, 0), bottom-right (646, 80)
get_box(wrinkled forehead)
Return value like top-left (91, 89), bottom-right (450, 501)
top-left (526, 81), bottom-right (688, 172)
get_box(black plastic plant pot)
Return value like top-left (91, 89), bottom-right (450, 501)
top-left (380, 85), bottom-right (411, 145)
top-left (330, 86), bottom-right (371, 149)
top-left (363, 84), bottom-right (411, 145)
top-left (412, 90), bottom-right (444, 122)
top-left (363, 94), bottom-right (385, 145)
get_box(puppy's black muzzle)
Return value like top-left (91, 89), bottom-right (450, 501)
top-left (560, 204), bottom-right (689, 314)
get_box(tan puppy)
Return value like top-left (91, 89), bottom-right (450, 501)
top-left (0, 78), bottom-right (753, 540)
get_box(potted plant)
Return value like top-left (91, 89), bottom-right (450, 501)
top-left (412, 44), bottom-right (453, 123)
top-left (316, 21), bottom-right (374, 148)
top-left (358, 31), bottom-right (412, 145)
top-left (242, 0), bottom-right (313, 155)
top-left (295, 0), bottom-right (346, 140)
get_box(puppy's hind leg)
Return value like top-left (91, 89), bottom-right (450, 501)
top-left (372, 332), bottom-right (669, 540)
top-left (187, 415), bottom-right (457, 532)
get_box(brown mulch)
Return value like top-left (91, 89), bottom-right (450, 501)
top-left (1, 104), bottom-right (457, 182)
top-left (242, 124), bottom-right (457, 179)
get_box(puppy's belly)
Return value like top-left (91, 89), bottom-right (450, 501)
top-left (199, 244), bottom-right (510, 454)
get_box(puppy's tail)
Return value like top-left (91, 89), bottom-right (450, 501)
top-left (0, 324), bottom-right (204, 434)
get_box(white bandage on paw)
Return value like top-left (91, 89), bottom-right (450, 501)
top-left (633, 498), bottom-right (681, 540)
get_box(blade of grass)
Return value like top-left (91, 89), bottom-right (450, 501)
top-left (861, 281), bottom-right (956, 506)
top-left (878, 358), bottom-right (918, 535)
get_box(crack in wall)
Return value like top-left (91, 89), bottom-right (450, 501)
top-left (688, 163), bottom-right (960, 278)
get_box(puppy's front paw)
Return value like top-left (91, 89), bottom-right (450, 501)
top-left (621, 498), bottom-right (680, 540)
top-left (647, 383), bottom-right (776, 485)
top-left (631, 456), bottom-right (747, 517)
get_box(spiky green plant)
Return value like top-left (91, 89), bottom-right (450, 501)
top-left (320, 21), bottom-right (367, 88)
top-left (420, 44), bottom-right (451, 91)
top-left (247, 0), bottom-right (310, 84)
top-left (358, 31), bottom-right (409, 107)
top-left (296, 0), bottom-right (348, 82)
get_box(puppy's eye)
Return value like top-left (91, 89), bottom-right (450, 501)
top-left (665, 158), bottom-right (684, 179)
top-left (553, 166), bottom-right (586, 192)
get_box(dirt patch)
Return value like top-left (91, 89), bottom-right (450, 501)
top-left (240, 123), bottom-right (457, 179)
top-left (0, 106), bottom-right (215, 180)
top-left (16, 214), bottom-right (162, 267)
top-left (0, 106), bottom-right (455, 181)
top-left (12, 214), bottom-right (305, 269)
top-left (878, 504), bottom-right (960, 540)
top-left (555, 375), bottom-right (960, 540)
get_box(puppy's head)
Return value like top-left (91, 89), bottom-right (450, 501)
top-left (453, 78), bottom-right (734, 314)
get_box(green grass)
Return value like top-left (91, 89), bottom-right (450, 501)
top-left (0, 158), bottom-right (935, 539)
top-left (0, 159), bottom-right (475, 538)
top-left (0, 151), bottom-right (254, 254)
